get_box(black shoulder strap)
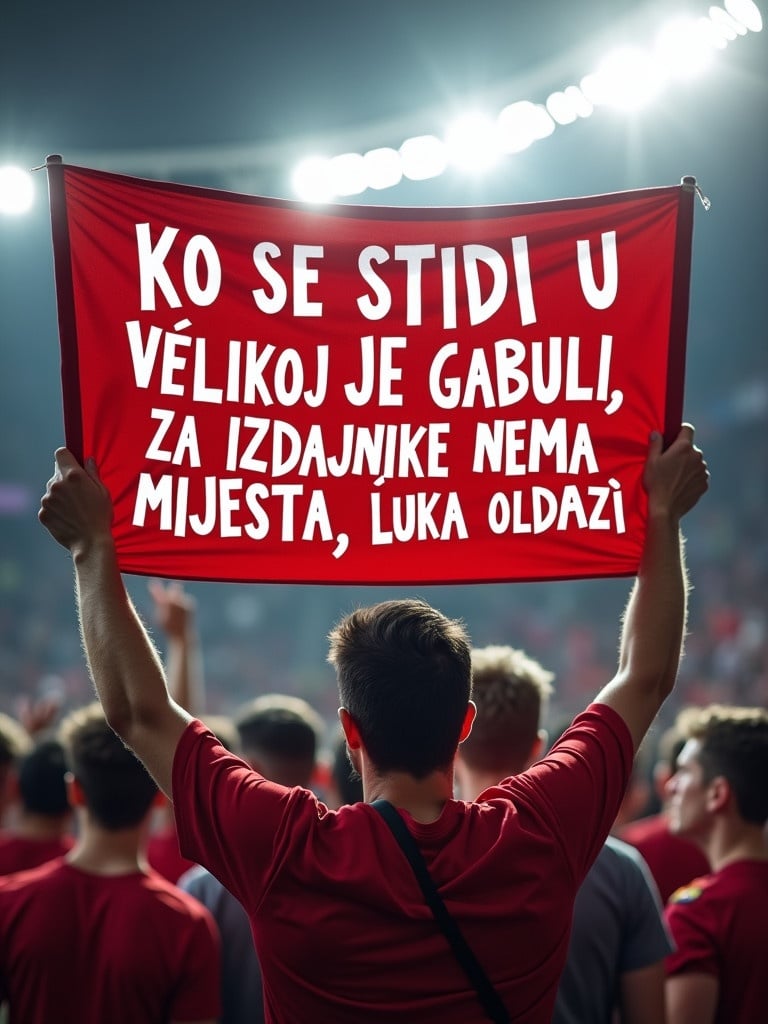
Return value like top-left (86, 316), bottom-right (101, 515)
top-left (372, 798), bottom-right (510, 1024)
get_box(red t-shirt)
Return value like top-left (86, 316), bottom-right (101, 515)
top-left (619, 812), bottom-right (709, 903)
top-left (173, 702), bottom-right (633, 1024)
top-left (0, 832), bottom-right (75, 875)
top-left (147, 821), bottom-right (197, 883)
top-left (665, 860), bottom-right (768, 1024)
top-left (0, 859), bottom-right (221, 1023)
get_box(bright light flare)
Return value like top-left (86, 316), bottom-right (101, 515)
top-left (363, 147), bottom-right (402, 191)
top-left (655, 17), bottom-right (717, 78)
top-left (709, 5), bottom-right (743, 39)
top-left (497, 101), bottom-right (554, 153)
top-left (546, 86), bottom-right (594, 126)
top-left (445, 113), bottom-right (501, 171)
top-left (588, 47), bottom-right (665, 110)
top-left (546, 91), bottom-right (578, 125)
top-left (698, 15), bottom-right (730, 48)
top-left (290, 0), bottom-right (760, 196)
top-left (0, 166), bottom-right (35, 215)
top-left (564, 85), bottom-right (594, 118)
top-left (399, 135), bottom-right (447, 181)
top-left (291, 156), bottom-right (335, 203)
top-left (725, 0), bottom-right (763, 31)
top-left (329, 152), bottom-right (367, 197)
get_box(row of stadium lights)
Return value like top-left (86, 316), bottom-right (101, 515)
top-left (0, 0), bottom-right (762, 215)
top-left (291, 0), bottom-right (764, 202)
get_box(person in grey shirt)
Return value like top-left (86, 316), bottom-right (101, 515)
top-left (455, 644), bottom-right (672, 1024)
top-left (553, 835), bottom-right (672, 1024)
top-left (180, 860), bottom-right (264, 1024)
top-left (179, 694), bottom-right (324, 1024)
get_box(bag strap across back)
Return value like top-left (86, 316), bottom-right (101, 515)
top-left (371, 798), bottom-right (510, 1024)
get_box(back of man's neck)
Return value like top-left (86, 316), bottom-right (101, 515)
top-left (66, 823), bottom-right (147, 876)
top-left (366, 769), bottom-right (455, 824)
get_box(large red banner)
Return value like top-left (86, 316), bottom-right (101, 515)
top-left (46, 160), bottom-right (694, 584)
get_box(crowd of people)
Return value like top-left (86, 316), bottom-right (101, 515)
top-left (0, 425), bottom-right (763, 1021)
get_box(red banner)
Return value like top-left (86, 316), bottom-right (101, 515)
top-left (46, 160), bottom-right (694, 584)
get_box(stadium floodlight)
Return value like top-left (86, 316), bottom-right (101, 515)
top-left (329, 152), bottom-right (367, 197)
top-left (725, 0), bottom-right (763, 31)
top-left (497, 101), bottom-right (555, 153)
top-left (715, 3), bottom-right (750, 33)
top-left (399, 135), bottom-right (448, 181)
top-left (589, 46), bottom-right (665, 110)
top-left (709, 5), bottom-right (744, 39)
top-left (564, 85), bottom-right (594, 118)
top-left (445, 112), bottom-right (502, 171)
top-left (548, 86), bottom-right (593, 125)
top-left (289, 0), bottom-right (761, 197)
top-left (291, 156), bottom-right (335, 203)
top-left (697, 14), bottom-right (730, 47)
top-left (0, 166), bottom-right (35, 215)
top-left (655, 17), bottom-right (717, 78)
top-left (545, 90), bottom-right (579, 125)
top-left (363, 147), bottom-right (403, 191)
top-left (579, 72), bottom-right (611, 106)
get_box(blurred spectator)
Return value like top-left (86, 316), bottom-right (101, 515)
top-left (456, 644), bottom-right (672, 1024)
top-left (146, 580), bottom-right (204, 883)
top-left (619, 719), bottom-right (710, 903)
top-left (664, 704), bottom-right (768, 1024)
top-left (0, 702), bottom-right (220, 1023)
top-left (179, 694), bottom-right (324, 1024)
top-left (0, 738), bottom-right (73, 874)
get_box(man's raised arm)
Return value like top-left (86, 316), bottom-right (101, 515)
top-left (39, 448), bottom-right (191, 795)
top-left (596, 425), bottom-right (709, 752)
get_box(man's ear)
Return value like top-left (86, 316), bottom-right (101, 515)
top-left (458, 702), bottom-right (476, 743)
top-left (151, 789), bottom-right (167, 810)
top-left (338, 708), bottom-right (362, 750)
top-left (706, 775), bottom-right (731, 815)
top-left (529, 729), bottom-right (548, 765)
top-left (653, 762), bottom-right (673, 804)
top-left (65, 773), bottom-right (85, 809)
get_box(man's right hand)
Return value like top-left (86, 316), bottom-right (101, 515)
top-left (643, 424), bottom-right (709, 522)
top-left (39, 448), bottom-right (114, 561)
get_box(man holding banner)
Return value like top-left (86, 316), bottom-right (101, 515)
top-left (38, 421), bottom-right (707, 1023)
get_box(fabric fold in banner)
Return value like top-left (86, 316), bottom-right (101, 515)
top-left (45, 161), bottom-right (694, 585)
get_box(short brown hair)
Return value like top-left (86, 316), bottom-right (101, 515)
top-left (329, 599), bottom-right (472, 778)
top-left (59, 703), bottom-right (157, 829)
top-left (460, 646), bottom-right (553, 775)
top-left (235, 694), bottom-right (323, 764)
top-left (677, 704), bottom-right (768, 825)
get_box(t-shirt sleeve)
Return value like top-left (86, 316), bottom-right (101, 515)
top-left (664, 895), bottom-right (718, 977)
top-left (172, 719), bottom-right (318, 909)
top-left (618, 846), bottom-right (675, 971)
top-left (169, 901), bottom-right (222, 1022)
top-left (486, 704), bottom-right (634, 884)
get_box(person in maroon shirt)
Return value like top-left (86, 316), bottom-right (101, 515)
top-left (0, 739), bottom-right (74, 874)
top-left (619, 720), bottom-right (709, 903)
top-left (37, 425), bottom-right (709, 1023)
top-left (0, 702), bottom-right (220, 1024)
top-left (664, 704), bottom-right (768, 1024)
